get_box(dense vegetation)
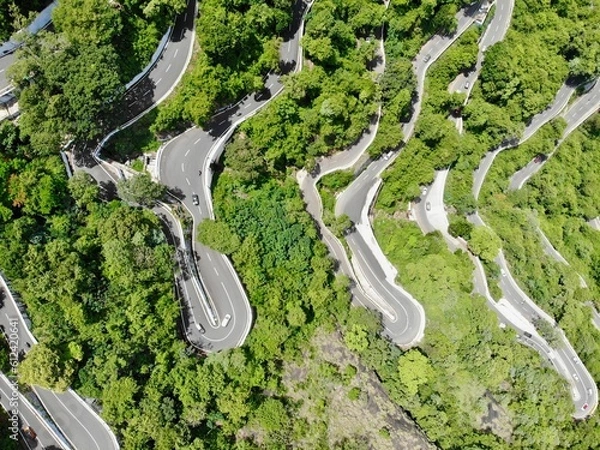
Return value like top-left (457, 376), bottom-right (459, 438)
top-left (477, 116), bottom-right (600, 381)
top-left (151, 0), bottom-right (294, 132)
top-left (372, 216), bottom-right (600, 448)
top-left (378, 27), bottom-right (483, 210)
top-left (0, 0), bottom-right (47, 41)
top-left (368, 0), bottom-right (470, 157)
top-left (8, 0), bottom-right (186, 154)
top-left (216, 0), bottom-right (382, 177)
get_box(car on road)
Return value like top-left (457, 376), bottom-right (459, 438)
top-left (464, 81), bottom-right (470, 89)
top-left (572, 373), bottom-right (579, 382)
top-left (588, 388), bottom-right (593, 395)
top-left (423, 54), bottom-right (431, 62)
top-left (422, 187), bottom-right (428, 195)
top-left (500, 269), bottom-right (507, 277)
top-left (573, 356), bottom-right (580, 364)
top-left (192, 194), bottom-right (200, 205)
top-left (582, 403), bottom-right (589, 411)
top-left (534, 154), bottom-right (545, 163)
top-left (221, 314), bottom-right (231, 327)
top-left (425, 202), bottom-right (431, 211)
top-left (383, 151), bottom-right (393, 161)
top-left (195, 323), bottom-right (205, 334)
top-left (22, 426), bottom-right (37, 440)
top-left (523, 331), bottom-right (533, 338)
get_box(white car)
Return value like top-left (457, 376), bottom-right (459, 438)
top-left (195, 323), bottom-right (205, 334)
top-left (500, 269), bottom-right (507, 277)
top-left (572, 373), bottom-right (579, 382)
top-left (221, 314), bottom-right (231, 327)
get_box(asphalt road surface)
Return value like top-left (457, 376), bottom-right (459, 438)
top-left (494, 253), bottom-right (598, 418)
top-left (0, 373), bottom-right (68, 450)
top-left (0, 276), bottom-right (118, 450)
top-left (473, 82), bottom-right (576, 200)
top-left (328, 6), bottom-right (478, 346)
top-left (158, 0), bottom-right (310, 351)
top-left (0, 1), bottom-right (57, 94)
top-left (509, 79), bottom-right (600, 191)
top-left (450, 0), bottom-right (514, 97)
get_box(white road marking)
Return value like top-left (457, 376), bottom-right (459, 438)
top-left (166, 64), bottom-right (172, 72)
top-left (287, 41), bottom-right (291, 52)
top-left (214, 266), bottom-right (220, 276)
top-left (267, 83), bottom-right (273, 89)
top-left (174, 48), bottom-right (179, 58)
top-left (244, 103), bottom-right (251, 109)
top-left (207, 253), bottom-right (212, 262)
top-left (184, 12), bottom-right (187, 21)
top-left (186, 177), bottom-right (190, 185)
top-left (0, 69), bottom-right (4, 73)
top-left (156, 77), bottom-right (162, 85)
top-left (194, 137), bottom-right (201, 145)
top-left (144, 89), bottom-right (152, 97)
top-left (219, 119), bottom-right (227, 125)
top-left (185, 149), bottom-right (190, 157)
top-left (181, 163), bottom-right (185, 172)
top-left (180, 29), bottom-right (184, 39)
top-left (50, 392), bottom-right (101, 450)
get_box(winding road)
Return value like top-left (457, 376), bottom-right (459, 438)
top-left (325, 5), bottom-right (480, 346)
top-left (508, 79), bottom-right (600, 191)
top-left (156, 0), bottom-right (310, 351)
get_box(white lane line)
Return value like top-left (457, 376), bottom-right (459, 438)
top-left (214, 266), bottom-right (220, 276)
top-left (174, 48), bottom-right (179, 58)
top-left (287, 41), bottom-right (291, 52)
top-left (218, 119), bottom-right (227, 125)
top-left (166, 64), bottom-right (172, 72)
top-left (194, 137), bottom-right (201, 145)
top-left (186, 177), bottom-right (190, 185)
top-left (180, 29), bottom-right (184, 39)
top-left (207, 253), bottom-right (212, 262)
top-left (244, 104), bottom-right (251, 109)
top-left (184, 12), bottom-right (187, 21)
top-left (267, 83), bottom-right (273, 89)
top-left (144, 89), bottom-right (152, 97)
top-left (0, 69), bottom-right (4, 73)
top-left (181, 163), bottom-right (185, 172)
top-left (185, 149), bottom-right (190, 157)
top-left (156, 77), bottom-right (162, 85)
top-left (50, 392), bottom-right (101, 450)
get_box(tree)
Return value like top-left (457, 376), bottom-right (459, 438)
top-left (344, 324), bottom-right (369, 353)
top-left (397, 349), bottom-right (433, 397)
top-left (197, 219), bottom-right (241, 255)
top-left (448, 215), bottom-right (473, 240)
top-left (533, 317), bottom-right (561, 347)
top-left (19, 343), bottom-right (75, 392)
top-left (116, 173), bottom-right (166, 206)
top-left (68, 171), bottom-right (100, 208)
top-left (469, 226), bottom-right (502, 262)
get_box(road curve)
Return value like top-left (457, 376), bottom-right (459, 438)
top-left (0, 373), bottom-right (69, 449)
top-left (326, 6), bottom-right (479, 347)
top-left (508, 79), bottom-right (600, 191)
top-left (0, 1), bottom-right (198, 447)
top-left (0, 274), bottom-right (118, 450)
top-left (472, 82), bottom-right (576, 200)
top-left (158, 0), bottom-right (311, 351)
top-left (467, 75), bottom-right (599, 417)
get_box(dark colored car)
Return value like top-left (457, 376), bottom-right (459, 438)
top-left (192, 194), bottom-right (200, 205)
